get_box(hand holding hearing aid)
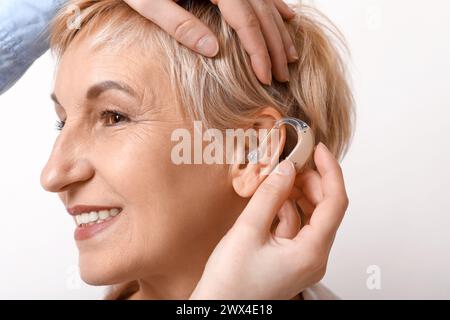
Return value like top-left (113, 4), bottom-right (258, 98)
top-left (190, 142), bottom-right (349, 300)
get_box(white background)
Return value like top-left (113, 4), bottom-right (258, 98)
top-left (0, 0), bottom-right (449, 299)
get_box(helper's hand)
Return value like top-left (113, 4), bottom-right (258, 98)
top-left (123, 0), bottom-right (298, 84)
top-left (190, 143), bottom-right (349, 300)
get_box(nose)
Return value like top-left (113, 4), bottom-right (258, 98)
top-left (40, 130), bottom-right (95, 193)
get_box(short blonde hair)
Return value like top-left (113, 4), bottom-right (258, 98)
top-left (51, 0), bottom-right (354, 160)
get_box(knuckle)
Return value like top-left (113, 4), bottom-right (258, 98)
top-left (313, 265), bottom-right (327, 283)
top-left (338, 195), bottom-right (350, 211)
top-left (310, 254), bottom-right (323, 270)
top-left (332, 195), bottom-right (349, 213)
top-left (334, 165), bottom-right (344, 179)
top-left (343, 195), bottom-right (350, 209)
top-left (241, 13), bottom-right (260, 31)
top-left (339, 169), bottom-right (347, 184)
top-left (310, 255), bottom-right (327, 279)
top-left (254, 1), bottom-right (272, 17)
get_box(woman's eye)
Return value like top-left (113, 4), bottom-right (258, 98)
top-left (55, 120), bottom-right (65, 131)
top-left (101, 110), bottom-right (130, 126)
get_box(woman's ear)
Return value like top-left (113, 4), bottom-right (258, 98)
top-left (230, 107), bottom-right (286, 198)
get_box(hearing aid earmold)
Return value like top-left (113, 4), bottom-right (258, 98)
top-left (247, 117), bottom-right (315, 172)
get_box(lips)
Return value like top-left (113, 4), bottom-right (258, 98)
top-left (67, 205), bottom-right (123, 241)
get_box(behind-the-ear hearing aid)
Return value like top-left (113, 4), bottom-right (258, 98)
top-left (247, 117), bottom-right (315, 172)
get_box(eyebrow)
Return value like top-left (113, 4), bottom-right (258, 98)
top-left (50, 80), bottom-right (137, 105)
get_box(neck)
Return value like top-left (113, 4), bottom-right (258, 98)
top-left (132, 272), bottom-right (201, 300)
top-left (129, 236), bottom-right (217, 300)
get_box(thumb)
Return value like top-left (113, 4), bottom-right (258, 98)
top-left (274, 200), bottom-right (301, 239)
top-left (236, 160), bottom-right (296, 236)
top-left (124, 0), bottom-right (219, 57)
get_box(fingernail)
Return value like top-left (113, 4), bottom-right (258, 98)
top-left (318, 142), bottom-right (329, 152)
top-left (315, 142), bottom-right (322, 150)
top-left (289, 45), bottom-right (299, 61)
top-left (196, 35), bottom-right (219, 57)
top-left (282, 65), bottom-right (290, 82)
top-left (276, 160), bottom-right (295, 176)
top-left (265, 69), bottom-right (272, 85)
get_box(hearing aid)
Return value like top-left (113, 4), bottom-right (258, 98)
top-left (247, 117), bottom-right (315, 172)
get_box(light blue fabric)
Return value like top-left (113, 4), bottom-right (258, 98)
top-left (0, 0), bottom-right (65, 94)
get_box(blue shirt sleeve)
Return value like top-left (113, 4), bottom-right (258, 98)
top-left (0, 0), bottom-right (65, 95)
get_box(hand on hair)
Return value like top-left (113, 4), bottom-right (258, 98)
top-left (189, 143), bottom-right (349, 300)
top-left (123, 0), bottom-right (298, 85)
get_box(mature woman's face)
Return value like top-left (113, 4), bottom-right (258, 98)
top-left (40, 35), bottom-right (245, 287)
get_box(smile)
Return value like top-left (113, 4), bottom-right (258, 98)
top-left (67, 206), bottom-right (123, 241)
top-left (73, 208), bottom-right (121, 227)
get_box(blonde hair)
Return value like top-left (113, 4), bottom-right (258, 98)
top-left (51, 0), bottom-right (354, 299)
top-left (51, 0), bottom-right (354, 161)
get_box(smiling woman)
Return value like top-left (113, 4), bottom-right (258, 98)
top-left (40, 0), bottom-right (353, 299)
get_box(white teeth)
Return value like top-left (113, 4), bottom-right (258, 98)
top-left (74, 208), bottom-right (121, 227)
top-left (89, 211), bottom-right (98, 223)
top-left (99, 210), bottom-right (109, 220)
top-left (81, 213), bottom-right (90, 224)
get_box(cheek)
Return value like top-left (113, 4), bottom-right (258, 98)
top-left (95, 127), bottom-right (175, 197)
top-left (88, 127), bottom-right (231, 267)
top-left (93, 128), bottom-right (192, 232)
top-left (79, 130), bottom-right (186, 277)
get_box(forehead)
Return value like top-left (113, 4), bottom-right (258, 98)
top-left (53, 33), bottom-right (170, 108)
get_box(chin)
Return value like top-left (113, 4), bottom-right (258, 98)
top-left (78, 252), bottom-right (136, 286)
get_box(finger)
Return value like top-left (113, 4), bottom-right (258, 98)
top-left (125, 0), bottom-right (219, 57)
top-left (249, 0), bottom-right (290, 82)
top-left (295, 193), bottom-right (315, 220)
top-left (271, 5), bottom-right (298, 63)
top-left (289, 186), bottom-right (315, 217)
top-left (213, 0), bottom-right (272, 85)
top-left (294, 169), bottom-right (323, 206)
top-left (295, 143), bottom-right (349, 244)
top-left (237, 160), bottom-right (296, 236)
top-left (315, 143), bottom-right (347, 201)
top-left (274, 200), bottom-right (301, 239)
top-left (273, 0), bottom-right (296, 20)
